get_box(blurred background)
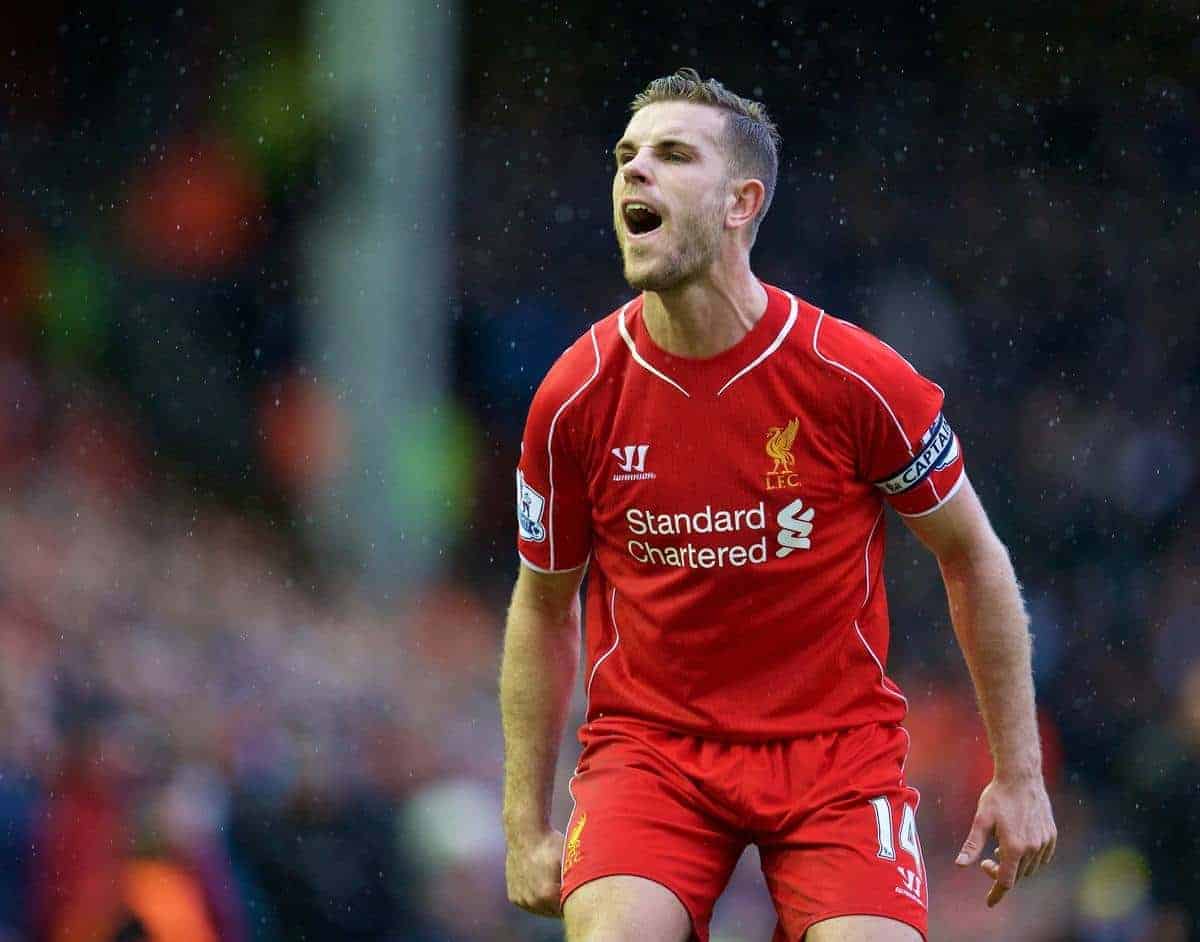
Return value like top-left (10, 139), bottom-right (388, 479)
top-left (0, 2), bottom-right (1196, 940)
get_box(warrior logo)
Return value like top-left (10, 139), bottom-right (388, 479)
top-left (612, 444), bottom-right (655, 481)
top-left (766, 418), bottom-right (801, 490)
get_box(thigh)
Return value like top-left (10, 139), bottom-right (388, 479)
top-left (560, 726), bottom-right (745, 942)
top-left (758, 724), bottom-right (928, 942)
top-left (564, 875), bottom-right (692, 942)
top-left (804, 914), bottom-right (923, 942)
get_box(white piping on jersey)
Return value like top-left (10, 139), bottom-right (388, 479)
top-left (617, 303), bottom-right (690, 398)
top-left (853, 622), bottom-right (907, 707)
top-left (517, 551), bottom-right (588, 575)
top-left (896, 471), bottom-right (966, 518)
top-left (873, 329), bottom-right (947, 407)
top-left (715, 292), bottom-right (799, 397)
top-left (861, 507), bottom-right (885, 608)
top-left (855, 506), bottom-right (908, 707)
top-left (812, 310), bottom-right (942, 503)
top-left (585, 586), bottom-right (623, 712)
top-left (564, 584), bottom-right (622, 875)
top-left (859, 508), bottom-right (921, 874)
top-left (899, 724), bottom-right (915, 778)
top-left (546, 326), bottom-right (602, 569)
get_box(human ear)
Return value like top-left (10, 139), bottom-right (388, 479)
top-left (727, 178), bottom-right (765, 232)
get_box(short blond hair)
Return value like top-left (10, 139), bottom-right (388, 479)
top-left (632, 68), bottom-right (781, 241)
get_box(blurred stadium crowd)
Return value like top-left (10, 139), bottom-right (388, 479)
top-left (0, 3), bottom-right (1197, 941)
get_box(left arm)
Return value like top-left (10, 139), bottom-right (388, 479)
top-left (904, 476), bottom-right (1057, 907)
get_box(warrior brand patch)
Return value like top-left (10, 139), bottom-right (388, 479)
top-left (874, 413), bottom-right (960, 495)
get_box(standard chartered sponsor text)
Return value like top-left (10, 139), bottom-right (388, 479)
top-left (625, 502), bottom-right (769, 569)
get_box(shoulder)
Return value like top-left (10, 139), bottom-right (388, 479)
top-left (803, 307), bottom-right (945, 430)
top-left (808, 308), bottom-right (924, 388)
top-left (526, 300), bottom-right (632, 423)
top-left (789, 300), bottom-right (949, 444)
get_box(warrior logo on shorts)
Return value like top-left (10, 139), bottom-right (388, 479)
top-left (563, 812), bottom-right (587, 874)
top-left (765, 418), bottom-right (801, 490)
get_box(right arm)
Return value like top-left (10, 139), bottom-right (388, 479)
top-left (500, 562), bottom-right (586, 917)
top-left (503, 328), bottom-right (598, 915)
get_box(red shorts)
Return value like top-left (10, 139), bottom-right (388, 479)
top-left (560, 720), bottom-right (928, 942)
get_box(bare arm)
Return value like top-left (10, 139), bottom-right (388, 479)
top-left (500, 562), bottom-right (585, 916)
top-left (904, 476), bottom-right (1056, 906)
top-left (905, 476), bottom-right (1041, 781)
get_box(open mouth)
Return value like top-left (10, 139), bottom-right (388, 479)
top-left (623, 202), bottom-right (663, 236)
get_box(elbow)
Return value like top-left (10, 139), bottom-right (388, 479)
top-left (937, 529), bottom-right (1015, 584)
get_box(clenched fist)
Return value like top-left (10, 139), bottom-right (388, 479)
top-left (505, 827), bottom-right (566, 917)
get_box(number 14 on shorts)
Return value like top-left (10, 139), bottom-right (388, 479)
top-left (869, 796), bottom-right (926, 906)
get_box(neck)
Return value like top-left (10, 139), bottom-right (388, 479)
top-left (641, 254), bottom-right (768, 359)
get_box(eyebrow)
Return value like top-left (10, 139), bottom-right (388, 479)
top-left (612, 137), bottom-right (703, 156)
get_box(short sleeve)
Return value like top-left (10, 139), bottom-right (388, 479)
top-left (515, 339), bottom-right (596, 572)
top-left (819, 316), bottom-right (966, 516)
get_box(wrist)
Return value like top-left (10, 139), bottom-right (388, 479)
top-left (993, 761), bottom-right (1043, 786)
top-left (503, 809), bottom-right (550, 845)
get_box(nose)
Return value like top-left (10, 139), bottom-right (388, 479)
top-left (620, 148), bottom-right (653, 185)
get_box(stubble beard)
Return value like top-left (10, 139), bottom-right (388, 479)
top-left (618, 197), bottom-right (724, 294)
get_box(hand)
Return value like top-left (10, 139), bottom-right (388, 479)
top-left (956, 775), bottom-right (1057, 907)
top-left (505, 827), bottom-right (566, 917)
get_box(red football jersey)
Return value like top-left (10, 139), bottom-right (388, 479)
top-left (516, 284), bottom-right (965, 739)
